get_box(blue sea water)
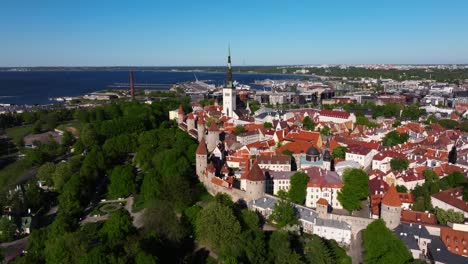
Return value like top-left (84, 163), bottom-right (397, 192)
top-left (0, 71), bottom-right (304, 105)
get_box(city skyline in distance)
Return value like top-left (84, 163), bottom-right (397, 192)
top-left (1, 0), bottom-right (468, 67)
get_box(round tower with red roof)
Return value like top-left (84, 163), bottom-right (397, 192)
top-left (177, 105), bottom-right (184, 125)
top-left (196, 138), bottom-right (208, 179)
top-left (380, 184), bottom-right (402, 230)
top-left (206, 121), bottom-right (220, 152)
top-left (197, 117), bottom-right (206, 142)
top-left (244, 162), bottom-right (266, 200)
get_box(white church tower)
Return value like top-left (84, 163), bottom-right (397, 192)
top-left (222, 46), bottom-right (236, 118)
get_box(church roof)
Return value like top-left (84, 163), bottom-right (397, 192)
top-left (246, 162), bottom-right (265, 181)
top-left (382, 184), bottom-right (402, 207)
top-left (196, 138), bottom-right (208, 155)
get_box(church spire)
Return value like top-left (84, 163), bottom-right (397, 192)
top-left (226, 44), bottom-right (233, 89)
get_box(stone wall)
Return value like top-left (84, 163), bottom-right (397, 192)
top-left (327, 213), bottom-right (375, 234)
top-left (204, 180), bottom-right (247, 203)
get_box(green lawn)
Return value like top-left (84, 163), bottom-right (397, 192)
top-left (56, 120), bottom-right (81, 136)
top-left (5, 124), bottom-right (34, 146)
top-left (0, 159), bottom-right (32, 190)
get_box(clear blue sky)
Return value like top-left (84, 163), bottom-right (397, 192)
top-left (1, 0), bottom-right (467, 66)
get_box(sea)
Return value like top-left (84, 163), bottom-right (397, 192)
top-left (0, 71), bottom-right (305, 105)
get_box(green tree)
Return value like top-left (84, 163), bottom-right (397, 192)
top-left (80, 124), bottom-right (99, 148)
top-left (61, 131), bottom-right (75, 147)
top-left (37, 162), bottom-right (56, 186)
top-left (434, 208), bottom-right (464, 225)
top-left (100, 209), bottom-right (134, 246)
top-left (438, 119), bottom-right (459, 129)
top-left (263, 122), bottom-right (273, 128)
top-left (396, 185), bottom-right (408, 193)
top-left (0, 217), bottom-right (16, 242)
top-left (337, 169), bottom-right (369, 213)
top-left (135, 251), bottom-right (159, 264)
top-left (390, 158), bottom-right (409, 172)
top-left (332, 146), bottom-right (347, 159)
top-left (392, 120), bottom-right (401, 128)
top-left (143, 200), bottom-right (186, 242)
top-left (439, 171), bottom-right (467, 190)
top-left (423, 170), bottom-right (439, 183)
top-left (233, 125), bottom-right (247, 136)
top-left (382, 131), bottom-right (409, 147)
top-left (268, 230), bottom-right (302, 264)
top-left (302, 116), bottom-right (315, 131)
top-left (362, 219), bottom-right (413, 264)
top-left (288, 172), bottom-right (309, 204)
top-left (44, 232), bottom-right (86, 264)
top-left (195, 201), bottom-right (241, 257)
top-left (269, 191), bottom-right (298, 228)
top-left (320, 126), bottom-right (330, 136)
top-left (107, 165), bottom-right (135, 199)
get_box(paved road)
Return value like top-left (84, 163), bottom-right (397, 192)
top-left (0, 237), bottom-right (28, 263)
top-left (347, 231), bottom-right (363, 264)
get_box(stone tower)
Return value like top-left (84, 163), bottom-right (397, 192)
top-left (177, 105), bottom-right (184, 125)
top-left (316, 198), bottom-right (328, 219)
top-left (186, 113), bottom-right (195, 131)
top-left (222, 46), bottom-right (236, 118)
top-left (244, 162), bottom-right (266, 201)
top-left (196, 138), bottom-right (208, 179)
top-left (206, 121), bottom-right (220, 152)
top-left (381, 184), bottom-right (402, 230)
top-left (323, 149), bottom-right (332, 171)
top-left (197, 117), bottom-right (205, 142)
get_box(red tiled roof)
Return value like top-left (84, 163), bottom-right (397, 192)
top-left (400, 210), bottom-right (437, 225)
top-left (319, 109), bottom-right (350, 119)
top-left (441, 226), bottom-right (468, 256)
top-left (347, 144), bottom-right (372, 156)
top-left (398, 192), bottom-right (414, 204)
top-left (432, 187), bottom-right (468, 213)
top-left (276, 140), bottom-right (315, 155)
top-left (196, 138), bottom-right (208, 155)
top-left (284, 129), bottom-right (321, 143)
top-left (246, 162), bottom-right (265, 181)
top-left (317, 198), bottom-right (328, 206)
top-left (178, 105), bottom-right (184, 114)
top-left (382, 184), bottom-right (402, 207)
top-left (257, 155), bottom-right (291, 165)
top-left (305, 167), bottom-right (343, 189)
top-left (372, 150), bottom-right (406, 161)
top-left (208, 121), bottom-right (219, 132)
top-left (197, 117), bottom-right (205, 125)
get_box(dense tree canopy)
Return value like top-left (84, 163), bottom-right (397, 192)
top-left (332, 146), bottom-right (347, 159)
top-left (195, 201), bottom-right (241, 257)
top-left (434, 208), bottom-right (464, 225)
top-left (382, 131), bottom-right (409, 147)
top-left (302, 116), bottom-right (315, 131)
top-left (363, 219), bottom-right (413, 264)
top-left (337, 169), bottom-right (369, 213)
top-left (269, 191), bottom-right (299, 228)
top-left (107, 164), bottom-right (135, 199)
top-left (288, 172), bottom-right (309, 204)
top-left (390, 158), bottom-right (409, 172)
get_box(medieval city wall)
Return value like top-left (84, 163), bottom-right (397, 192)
top-left (328, 213), bottom-right (374, 234)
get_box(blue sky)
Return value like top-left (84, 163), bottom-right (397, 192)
top-left (1, 0), bottom-right (467, 66)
